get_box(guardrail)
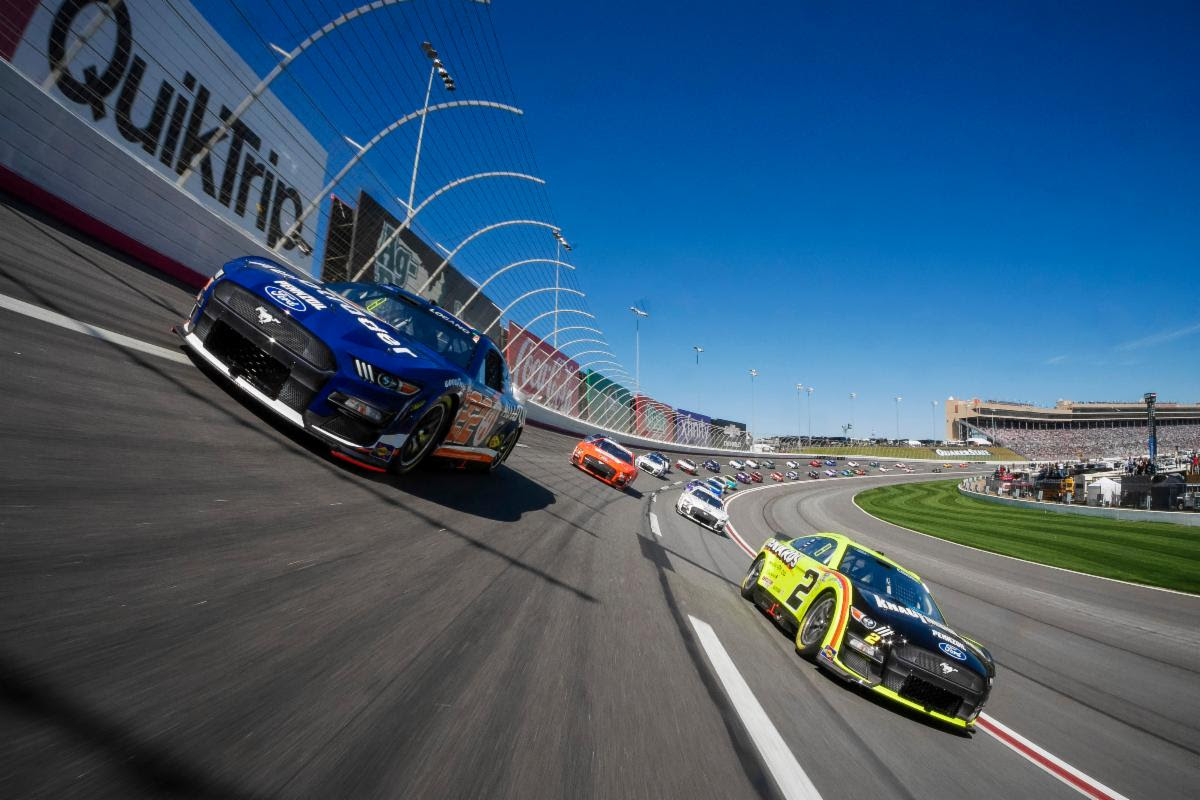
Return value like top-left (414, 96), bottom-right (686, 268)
top-left (957, 478), bottom-right (1200, 527)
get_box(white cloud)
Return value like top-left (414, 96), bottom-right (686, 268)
top-left (1114, 321), bottom-right (1200, 352)
top-left (1044, 354), bottom-right (1068, 365)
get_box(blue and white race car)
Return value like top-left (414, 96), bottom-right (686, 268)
top-left (176, 257), bottom-right (525, 473)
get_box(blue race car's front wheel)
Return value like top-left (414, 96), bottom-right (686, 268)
top-left (392, 398), bottom-right (450, 474)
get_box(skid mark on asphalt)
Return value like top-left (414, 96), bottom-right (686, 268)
top-left (689, 615), bottom-right (824, 800)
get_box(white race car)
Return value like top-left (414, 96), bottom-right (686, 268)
top-left (675, 458), bottom-right (698, 475)
top-left (729, 459), bottom-right (746, 470)
top-left (847, 460), bottom-right (859, 468)
top-left (785, 460), bottom-right (800, 469)
top-left (878, 466), bottom-right (891, 472)
top-left (636, 451), bottom-right (670, 477)
top-left (744, 459), bottom-right (760, 469)
top-left (675, 486), bottom-right (729, 532)
top-left (824, 469), bottom-right (836, 477)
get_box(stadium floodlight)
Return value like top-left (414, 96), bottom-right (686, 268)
top-left (894, 396), bottom-right (903, 441)
top-left (749, 369), bottom-right (759, 446)
top-left (630, 306), bottom-right (649, 398)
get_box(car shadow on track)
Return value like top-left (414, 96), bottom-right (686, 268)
top-left (0, 649), bottom-right (265, 799)
top-left (183, 350), bottom-right (556, 522)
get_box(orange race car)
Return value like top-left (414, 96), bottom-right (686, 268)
top-left (570, 435), bottom-right (638, 488)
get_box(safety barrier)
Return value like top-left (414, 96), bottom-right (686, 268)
top-left (957, 479), bottom-right (1200, 527)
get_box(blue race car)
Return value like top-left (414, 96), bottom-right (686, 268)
top-left (703, 459), bottom-right (721, 472)
top-left (705, 478), bottom-right (726, 496)
top-left (177, 257), bottom-right (525, 473)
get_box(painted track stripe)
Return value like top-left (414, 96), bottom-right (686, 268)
top-left (688, 616), bottom-right (823, 800)
top-left (0, 292), bottom-right (188, 364)
top-left (649, 512), bottom-right (662, 537)
top-left (977, 715), bottom-right (1130, 800)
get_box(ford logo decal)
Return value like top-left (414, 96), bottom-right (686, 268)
top-left (938, 641), bottom-right (967, 661)
top-left (265, 285), bottom-right (305, 312)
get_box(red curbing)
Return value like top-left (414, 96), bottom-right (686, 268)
top-left (0, 165), bottom-right (208, 289)
top-left (975, 715), bottom-right (1128, 800)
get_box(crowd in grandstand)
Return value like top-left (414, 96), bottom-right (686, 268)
top-left (993, 423), bottom-right (1200, 460)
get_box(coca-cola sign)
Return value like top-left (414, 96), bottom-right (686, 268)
top-left (506, 322), bottom-right (582, 414)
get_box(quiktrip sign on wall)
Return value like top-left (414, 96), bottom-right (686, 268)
top-left (7, 0), bottom-right (328, 273)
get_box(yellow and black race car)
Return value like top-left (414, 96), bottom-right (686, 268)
top-left (740, 532), bottom-right (995, 730)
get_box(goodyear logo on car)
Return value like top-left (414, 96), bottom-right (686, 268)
top-left (763, 538), bottom-right (803, 569)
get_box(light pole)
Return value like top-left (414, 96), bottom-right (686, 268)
top-left (173, 0), bottom-right (424, 188)
top-left (849, 392), bottom-right (857, 439)
top-left (459, 257), bottom-right (573, 316)
top-left (749, 369), bottom-right (759, 449)
top-left (930, 400), bottom-right (938, 443)
top-left (630, 306), bottom-right (649, 400)
top-left (796, 383), bottom-right (804, 451)
top-left (894, 396), bottom-right (903, 441)
top-left (552, 230), bottom-right (571, 349)
top-left (482, 287), bottom-right (584, 337)
top-left (501, 309), bottom-right (595, 356)
top-left (693, 345), bottom-right (703, 411)
top-left (407, 41), bottom-right (457, 215)
top-left (806, 386), bottom-right (815, 445)
top-left (351, 171), bottom-right (542, 281)
top-left (418, 219), bottom-right (562, 297)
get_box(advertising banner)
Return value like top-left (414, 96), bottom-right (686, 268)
top-left (8, 0), bottom-right (328, 273)
top-left (507, 322), bottom-right (583, 415)
top-left (675, 408), bottom-right (712, 446)
top-left (584, 371), bottom-right (632, 431)
top-left (346, 191), bottom-right (500, 331)
top-left (634, 395), bottom-right (675, 442)
top-left (712, 418), bottom-right (748, 449)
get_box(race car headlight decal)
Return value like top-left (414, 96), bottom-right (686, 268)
top-left (846, 635), bottom-right (884, 662)
top-left (330, 393), bottom-right (388, 424)
top-left (354, 358), bottom-right (420, 395)
top-left (849, 606), bottom-right (877, 630)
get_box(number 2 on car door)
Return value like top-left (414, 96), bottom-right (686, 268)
top-left (786, 569), bottom-right (819, 610)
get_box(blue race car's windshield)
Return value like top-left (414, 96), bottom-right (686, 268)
top-left (691, 490), bottom-right (723, 509)
top-left (327, 283), bottom-right (478, 370)
top-left (838, 547), bottom-right (943, 621)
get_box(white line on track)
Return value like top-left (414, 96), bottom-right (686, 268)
top-left (688, 615), bottom-right (823, 800)
top-left (648, 512), bottom-right (662, 537)
top-left (515, 443), bottom-right (529, 448)
top-left (0, 292), bottom-right (189, 364)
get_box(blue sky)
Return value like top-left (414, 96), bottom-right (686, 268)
top-left (205, 1), bottom-right (1199, 439)
top-left (489, 0), bottom-right (1200, 438)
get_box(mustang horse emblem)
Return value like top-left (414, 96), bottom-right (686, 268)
top-left (255, 306), bottom-right (281, 326)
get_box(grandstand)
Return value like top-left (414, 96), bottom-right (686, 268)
top-left (946, 398), bottom-right (1200, 460)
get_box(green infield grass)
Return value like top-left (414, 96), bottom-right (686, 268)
top-left (855, 480), bottom-right (1200, 594)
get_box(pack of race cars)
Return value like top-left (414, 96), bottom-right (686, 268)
top-left (181, 258), bottom-right (994, 732)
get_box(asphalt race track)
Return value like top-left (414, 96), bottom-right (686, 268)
top-left (1, 192), bottom-right (1197, 799)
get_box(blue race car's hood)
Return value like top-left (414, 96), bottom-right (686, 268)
top-left (227, 260), bottom-right (460, 375)
top-left (851, 585), bottom-right (990, 679)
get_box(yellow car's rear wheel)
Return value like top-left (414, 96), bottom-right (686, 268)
top-left (796, 593), bottom-right (836, 657)
top-left (740, 556), bottom-right (764, 599)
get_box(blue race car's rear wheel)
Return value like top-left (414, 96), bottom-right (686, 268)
top-left (392, 398), bottom-right (450, 474)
